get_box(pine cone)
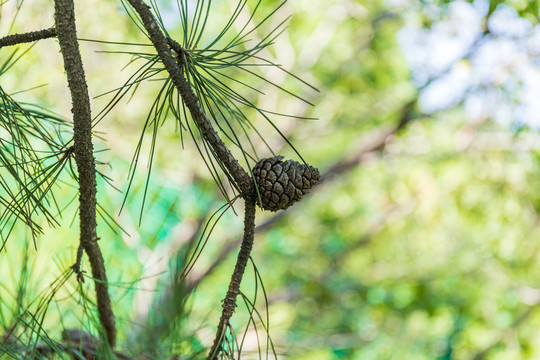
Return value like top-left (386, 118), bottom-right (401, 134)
top-left (252, 156), bottom-right (320, 211)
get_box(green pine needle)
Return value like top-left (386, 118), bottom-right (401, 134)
top-left (0, 86), bottom-right (72, 250)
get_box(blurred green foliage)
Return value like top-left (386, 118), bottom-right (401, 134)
top-left (2, 0), bottom-right (540, 359)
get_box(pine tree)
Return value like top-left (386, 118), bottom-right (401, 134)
top-left (0, 0), bottom-right (318, 358)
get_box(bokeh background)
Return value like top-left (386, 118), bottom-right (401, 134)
top-left (3, 0), bottom-right (540, 359)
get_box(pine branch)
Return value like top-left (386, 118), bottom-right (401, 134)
top-left (121, 5), bottom-right (260, 354)
top-left (125, 0), bottom-right (254, 197)
top-left (0, 28), bottom-right (57, 48)
top-left (207, 197), bottom-right (256, 360)
top-left (53, 0), bottom-right (116, 347)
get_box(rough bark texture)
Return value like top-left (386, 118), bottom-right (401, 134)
top-left (0, 28), bottom-right (57, 48)
top-left (207, 197), bottom-right (257, 360)
top-left (125, 0), bottom-right (253, 197)
top-left (53, 0), bottom-right (116, 347)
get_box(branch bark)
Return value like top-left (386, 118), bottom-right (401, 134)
top-left (0, 28), bottom-right (56, 48)
top-left (125, 0), bottom-right (253, 197)
top-left (124, 1), bottom-right (258, 358)
top-left (53, 0), bottom-right (116, 347)
top-left (207, 197), bottom-right (257, 360)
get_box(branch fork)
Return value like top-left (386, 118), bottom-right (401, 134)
top-left (123, 1), bottom-right (321, 358)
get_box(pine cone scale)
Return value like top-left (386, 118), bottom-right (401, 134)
top-left (252, 156), bottom-right (320, 212)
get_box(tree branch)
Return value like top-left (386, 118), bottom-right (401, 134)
top-left (207, 197), bottom-right (257, 360)
top-left (0, 28), bottom-right (57, 48)
top-left (125, 0), bottom-right (253, 197)
top-left (320, 99), bottom-right (415, 184)
top-left (123, 2), bottom-right (260, 358)
top-left (53, 0), bottom-right (116, 347)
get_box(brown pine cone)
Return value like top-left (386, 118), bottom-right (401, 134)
top-left (252, 156), bottom-right (320, 211)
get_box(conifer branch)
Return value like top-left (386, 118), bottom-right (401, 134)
top-left (53, 0), bottom-right (116, 347)
top-left (207, 197), bottom-right (257, 360)
top-left (0, 28), bottom-right (57, 48)
top-left (125, 0), bottom-right (254, 197)
top-left (123, 2), bottom-right (261, 357)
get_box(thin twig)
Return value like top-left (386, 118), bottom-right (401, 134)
top-left (207, 197), bottom-right (257, 360)
top-left (125, 0), bottom-right (253, 197)
top-left (0, 28), bottom-right (57, 48)
top-left (53, 0), bottom-right (116, 347)
top-left (71, 243), bottom-right (85, 282)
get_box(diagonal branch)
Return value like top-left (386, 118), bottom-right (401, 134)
top-left (53, 0), bottom-right (116, 347)
top-left (471, 306), bottom-right (536, 360)
top-left (320, 99), bottom-right (415, 184)
top-left (0, 28), bottom-right (57, 48)
top-left (125, 0), bottom-right (253, 197)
